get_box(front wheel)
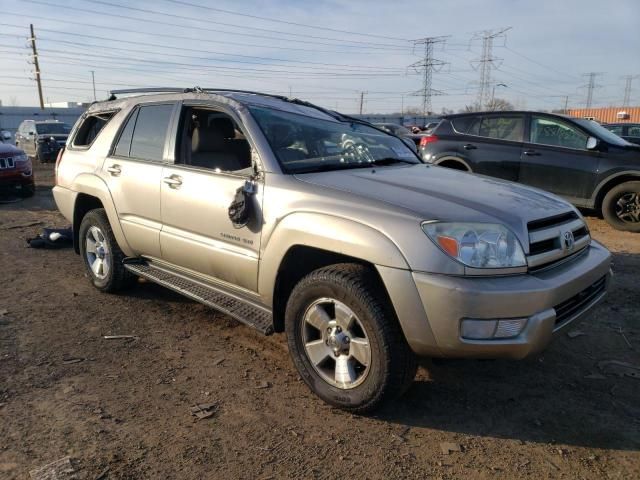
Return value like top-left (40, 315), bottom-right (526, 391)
top-left (285, 264), bottom-right (417, 413)
top-left (602, 181), bottom-right (640, 232)
top-left (79, 209), bottom-right (135, 292)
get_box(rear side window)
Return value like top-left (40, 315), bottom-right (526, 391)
top-left (73, 112), bottom-right (116, 147)
top-left (450, 116), bottom-right (475, 133)
top-left (468, 115), bottom-right (524, 141)
top-left (113, 104), bottom-right (174, 161)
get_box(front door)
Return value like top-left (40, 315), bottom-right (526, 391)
top-left (518, 114), bottom-right (600, 202)
top-left (159, 105), bottom-right (263, 293)
top-left (103, 103), bottom-right (176, 258)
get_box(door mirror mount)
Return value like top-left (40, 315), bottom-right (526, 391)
top-left (586, 136), bottom-right (599, 150)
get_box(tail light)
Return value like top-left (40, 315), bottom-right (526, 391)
top-left (419, 135), bottom-right (439, 147)
top-left (54, 147), bottom-right (65, 185)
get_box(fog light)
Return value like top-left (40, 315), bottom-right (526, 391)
top-left (461, 318), bottom-right (527, 340)
top-left (461, 319), bottom-right (497, 339)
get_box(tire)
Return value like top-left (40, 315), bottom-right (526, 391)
top-left (602, 181), bottom-right (640, 232)
top-left (18, 183), bottom-right (35, 198)
top-left (78, 208), bottom-right (135, 292)
top-left (285, 263), bottom-right (417, 413)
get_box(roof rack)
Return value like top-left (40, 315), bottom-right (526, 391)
top-left (108, 87), bottom-right (290, 100)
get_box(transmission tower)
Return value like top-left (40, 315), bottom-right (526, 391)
top-left (408, 36), bottom-right (449, 115)
top-left (470, 27), bottom-right (511, 109)
top-left (581, 72), bottom-right (604, 108)
top-left (622, 74), bottom-right (639, 107)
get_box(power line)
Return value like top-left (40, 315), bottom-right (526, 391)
top-left (159, 0), bottom-right (410, 42)
top-left (470, 27), bottom-right (511, 109)
top-left (408, 36), bottom-right (449, 115)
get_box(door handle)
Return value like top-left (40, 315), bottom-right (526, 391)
top-left (106, 164), bottom-right (122, 176)
top-left (523, 150), bottom-right (541, 156)
top-left (163, 175), bottom-right (183, 188)
top-left (463, 144), bottom-right (477, 150)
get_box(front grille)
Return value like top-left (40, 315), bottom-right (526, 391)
top-left (527, 211), bottom-right (590, 270)
top-left (0, 157), bottom-right (15, 169)
top-left (554, 276), bottom-right (606, 325)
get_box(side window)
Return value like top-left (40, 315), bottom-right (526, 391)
top-left (606, 125), bottom-right (623, 136)
top-left (113, 108), bottom-right (139, 157)
top-left (129, 104), bottom-right (174, 162)
top-left (176, 107), bottom-right (252, 173)
top-left (450, 116), bottom-right (475, 134)
top-left (530, 116), bottom-right (588, 149)
top-left (628, 126), bottom-right (640, 136)
top-left (72, 112), bottom-right (116, 147)
top-left (468, 115), bottom-right (524, 141)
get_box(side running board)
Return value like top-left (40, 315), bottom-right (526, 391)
top-left (124, 260), bottom-right (274, 335)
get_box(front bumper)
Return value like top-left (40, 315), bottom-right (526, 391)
top-left (404, 240), bottom-right (612, 359)
top-left (0, 169), bottom-right (34, 193)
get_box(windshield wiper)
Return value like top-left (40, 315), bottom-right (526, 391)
top-left (369, 157), bottom-right (417, 166)
top-left (291, 162), bottom-right (377, 174)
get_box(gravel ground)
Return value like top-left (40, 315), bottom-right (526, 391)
top-left (1, 163), bottom-right (638, 479)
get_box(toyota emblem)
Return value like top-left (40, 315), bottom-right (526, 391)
top-left (562, 231), bottom-right (575, 251)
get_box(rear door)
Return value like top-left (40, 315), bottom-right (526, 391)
top-left (102, 102), bottom-right (177, 258)
top-left (518, 114), bottom-right (600, 202)
top-left (450, 114), bottom-right (524, 181)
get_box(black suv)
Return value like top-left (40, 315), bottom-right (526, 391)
top-left (420, 111), bottom-right (640, 231)
top-left (603, 123), bottom-right (640, 145)
top-left (15, 120), bottom-right (71, 163)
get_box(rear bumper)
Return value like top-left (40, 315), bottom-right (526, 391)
top-left (52, 185), bottom-right (77, 223)
top-left (395, 240), bottom-right (612, 359)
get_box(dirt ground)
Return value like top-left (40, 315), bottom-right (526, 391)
top-left (1, 163), bottom-right (639, 479)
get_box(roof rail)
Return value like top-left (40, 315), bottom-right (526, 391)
top-left (108, 87), bottom-right (188, 96)
top-left (108, 87), bottom-right (291, 99)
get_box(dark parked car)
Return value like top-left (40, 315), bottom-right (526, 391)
top-left (374, 123), bottom-right (426, 147)
top-left (420, 111), bottom-right (640, 231)
top-left (602, 123), bottom-right (640, 145)
top-left (0, 143), bottom-right (35, 197)
top-left (15, 120), bottom-right (70, 163)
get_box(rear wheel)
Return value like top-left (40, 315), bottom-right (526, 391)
top-left (79, 209), bottom-right (135, 292)
top-left (602, 181), bottom-right (640, 232)
top-left (285, 263), bottom-right (417, 413)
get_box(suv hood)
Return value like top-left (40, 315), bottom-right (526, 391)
top-left (296, 164), bottom-right (575, 242)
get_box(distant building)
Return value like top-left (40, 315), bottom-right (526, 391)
top-left (566, 106), bottom-right (640, 123)
top-left (45, 101), bottom-right (92, 109)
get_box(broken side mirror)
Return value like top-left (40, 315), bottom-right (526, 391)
top-left (228, 180), bottom-right (256, 228)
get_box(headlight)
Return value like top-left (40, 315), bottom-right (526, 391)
top-left (422, 222), bottom-right (526, 268)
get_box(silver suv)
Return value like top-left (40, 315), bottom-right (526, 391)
top-left (53, 88), bottom-right (612, 412)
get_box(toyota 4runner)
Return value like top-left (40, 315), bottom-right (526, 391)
top-left (53, 88), bottom-right (612, 412)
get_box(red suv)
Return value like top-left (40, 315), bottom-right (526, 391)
top-left (0, 143), bottom-right (35, 198)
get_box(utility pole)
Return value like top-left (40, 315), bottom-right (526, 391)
top-left (622, 74), bottom-right (639, 107)
top-left (581, 72), bottom-right (604, 108)
top-left (408, 36), bottom-right (449, 115)
top-left (90, 70), bottom-right (96, 101)
top-left (359, 91), bottom-right (367, 115)
top-left (29, 24), bottom-right (44, 110)
top-left (470, 27), bottom-right (511, 110)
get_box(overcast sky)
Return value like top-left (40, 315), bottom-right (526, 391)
top-left (1, 0), bottom-right (639, 113)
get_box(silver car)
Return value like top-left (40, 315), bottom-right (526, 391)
top-left (53, 88), bottom-right (612, 412)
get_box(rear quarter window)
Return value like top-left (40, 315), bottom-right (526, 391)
top-left (450, 117), bottom-right (475, 134)
top-left (72, 112), bottom-right (117, 148)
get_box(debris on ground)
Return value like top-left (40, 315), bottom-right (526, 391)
top-left (256, 381), bottom-right (271, 389)
top-left (27, 227), bottom-right (73, 249)
top-left (190, 402), bottom-right (218, 420)
top-left (597, 360), bottom-right (640, 379)
top-left (103, 335), bottom-right (139, 340)
top-left (567, 330), bottom-right (586, 339)
top-left (212, 357), bottom-right (225, 366)
top-left (0, 308), bottom-right (8, 317)
top-left (29, 456), bottom-right (76, 480)
top-left (2, 220), bottom-right (43, 230)
top-left (62, 357), bottom-right (85, 365)
top-left (94, 466), bottom-right (109, 480)
top-left (440, 442), bottom-right (462, 455)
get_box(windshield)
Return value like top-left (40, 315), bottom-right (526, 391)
top-left (36, 123), bottom-right (70, 135)
top-left (250, 106), bottom-right (420, 174)
top-left (574, 119), bottom-right (633, 147)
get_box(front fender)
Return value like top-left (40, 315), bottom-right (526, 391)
top-left (258, 212), bottom-right (409, 305)
top-left (70, 173), bottom-right (133, 256)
